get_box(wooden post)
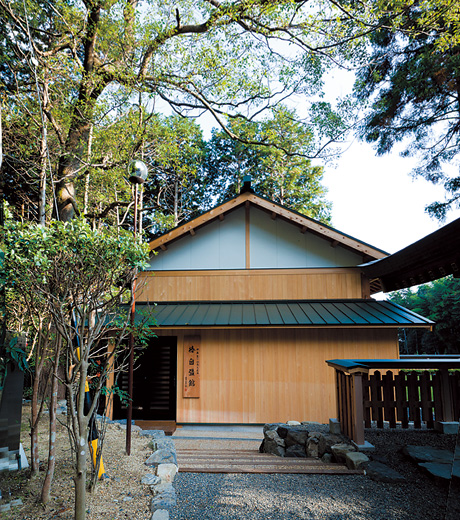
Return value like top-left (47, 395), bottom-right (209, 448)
top-left (351, 372), bottom-right (365, 446)
top-left (439, 369), bottom-right (454, 422)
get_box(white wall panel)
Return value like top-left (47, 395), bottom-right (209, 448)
top-left (250, 207), bottom-right (363, 268)
top-left (148, 208), bottom-right (246, 270)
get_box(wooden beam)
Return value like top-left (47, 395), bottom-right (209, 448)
top-left (245, 194), bottom-right (387, 259)
top-left (245, 202), bottom-right (250, 269)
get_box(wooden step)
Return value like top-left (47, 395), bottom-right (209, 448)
top-left (176, 448), bottom-right (363, 475)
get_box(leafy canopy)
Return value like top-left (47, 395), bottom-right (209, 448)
top-left (356, 0), bottom-right (460, 219)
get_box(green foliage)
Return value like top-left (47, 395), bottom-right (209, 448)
top-left (203, 106), bottom-right (332, 222)
top-left (388, 276), bottom-right (460, 354)
top-left (356, 0), bottom-right (460, 220)
top-left (1, 218), bottom-right (149, 305)
top-left (1, 0), bottom-right (371, 226)
top-left (141, 114), bottom-right (208, 236)
top-left (1, 336), bottom-right (29, 372)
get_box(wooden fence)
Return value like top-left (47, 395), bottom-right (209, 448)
top-left (363, 370), bottom-right (460, 429)
top-left (328, 358), bottom-right (460, 446)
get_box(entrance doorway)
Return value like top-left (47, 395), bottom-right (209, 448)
top-left (113, 336), bottom-right (177, 421)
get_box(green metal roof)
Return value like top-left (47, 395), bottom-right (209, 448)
top-left (136, 300), bottom-right (433, 328)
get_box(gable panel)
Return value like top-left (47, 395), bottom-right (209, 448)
top-left (249, 207), bottom-right (365, 268)
top-left (148, 208), bottom-right (246, 270)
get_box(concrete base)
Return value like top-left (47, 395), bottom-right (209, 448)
top-left (435, 422), bottom-right (460, 435)
top-left (329, 418), bottom-right (341, 435)
top-left (352, 440), bottom-right (375, 453)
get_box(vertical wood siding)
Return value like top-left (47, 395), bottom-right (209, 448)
top-left (155, 327), bottom-right (398, 425)
top-left (138, 268), bottom-right (368, 302)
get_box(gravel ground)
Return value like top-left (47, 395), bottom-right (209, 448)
top-left (6, 411), bottom-right (460, 520)
top-left (170, 425), bottom-right (460, 520)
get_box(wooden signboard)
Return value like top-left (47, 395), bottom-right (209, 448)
top-left (183, 335), bottom-right (200, 398)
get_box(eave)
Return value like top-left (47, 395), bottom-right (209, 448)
top-left (148, 192), bottom-right (388, 262)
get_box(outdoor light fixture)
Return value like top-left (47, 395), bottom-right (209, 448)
top-left (128, 159), bottom-right (149, 184)
top-left (126, 159), bottom-right (148, 455)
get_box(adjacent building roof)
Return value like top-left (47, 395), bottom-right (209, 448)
top-left (362, 217), bottom-right (460, 293)
top-left (135, 300), bottom-right (433, 329)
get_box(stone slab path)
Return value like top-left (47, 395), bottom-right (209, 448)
top-left (176, 448), bottom-right (363, 474)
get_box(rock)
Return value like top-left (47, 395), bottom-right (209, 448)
top-left (331, 443), bottom-right (356, 463)
top-left (435, 422), bottom-right (460, 435)
top-left (403, 445), bottom-right (457, 464)
top-left (419, 460), bottom-right (460, 482)
top-left (145, 449), bottom-right (177, 467)
top-left (321, 453), bottom-right (333, 463)
top-left (263, 430), bottom-right (286, 457)
top-left (150, 481), bottom-right (176, 511)
top-left (324, 434), bottom-right (346, 454)
top-left (263, 423), bottom-right (281, 434)
top-left (285, 444), bottom-right (307, 457)
top-left (366, 461), bottom-right (406, 483)
top-left (149, 438), bottom-right (175, 452)
top-left (142, 474), bottom-right (161, 486)
top-left (285, 428), bottom-right (310, 448)
top-left (346, 452), bottom-right (369, 470)
top-left (151, 510), bottom-right (169, 520)
top-left (150, 482), bottom-right (175, 497)
top-left (329, 418), bottom-right (341, 435)
top-left (278, 424), bottom-right (308, 439)
top-left (287, 420), bottom-right (301, 426)
top-left (116, 423), bottom-right (141, 432)
top-left (156, 463), bottom-right (178, 483)
top-left (150, 493), bottom-right (176, 512)
top-left (141, 430), bottom-right (166, 438)
top-left (307, 432), bottom-right (327, 458)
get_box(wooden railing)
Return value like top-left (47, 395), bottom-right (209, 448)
top-left (327, 358), bottom-right (460, 446)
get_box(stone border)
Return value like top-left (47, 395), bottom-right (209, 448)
top-left (142, 430), bottom-right (178, 520)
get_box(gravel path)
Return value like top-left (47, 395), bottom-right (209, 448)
top-left (170, 425), bottom-right (460, 520)
top-left (170, 472), bottom-right (452, 520)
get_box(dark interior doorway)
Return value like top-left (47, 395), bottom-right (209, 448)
top-left (113, 336), bottom-right (177, 421)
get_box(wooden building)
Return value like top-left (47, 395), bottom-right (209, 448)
top-left (114, 181), bottom-right (432, 425)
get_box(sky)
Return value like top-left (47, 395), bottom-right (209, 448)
top-left (322, 140), bottom-right (460, 255)
top-left (317, 70), bottom-right (460, 256)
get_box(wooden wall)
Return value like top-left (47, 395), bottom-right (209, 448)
top-left (138, 268), bottom-right (369, 302)
top-left (155, 327), bottom-right (398, 425)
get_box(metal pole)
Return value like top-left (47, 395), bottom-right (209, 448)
top-left (126, 184), bottom-right (138, 455)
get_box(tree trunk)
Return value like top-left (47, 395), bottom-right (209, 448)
top-left (38, 78), bottom-right (50, 226)
top-left (41, 338), bottom-right (61, 504)
top-left (83, 125), bottom-right (93, 216)
top-left (30, 372), bottom-right (41, 477)
top-left (74, 446), bottom-right (88, 520)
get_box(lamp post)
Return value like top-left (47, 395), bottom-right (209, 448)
top-left (126, 160), bottom-right (148, 455)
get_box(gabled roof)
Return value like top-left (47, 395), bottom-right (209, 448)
top-left (149, 191), bottom-right (388, 262)
top-left (133, 299), bottom-right (433, 329)
top-left (362, 217), bottom-right (460, 293)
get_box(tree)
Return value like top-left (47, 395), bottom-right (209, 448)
top-left (141, 114), bottom-right (207, 237)
top-left (356, 0), bottom-right (460, 219)
top-left (1, 218), bottom-right (150, 519)
top-left (388, 276), bottom-right (460, 354)
top-left (0, 0), bottom-right (373, 223)
top-left (203, 106), bottom-right (332, 222)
